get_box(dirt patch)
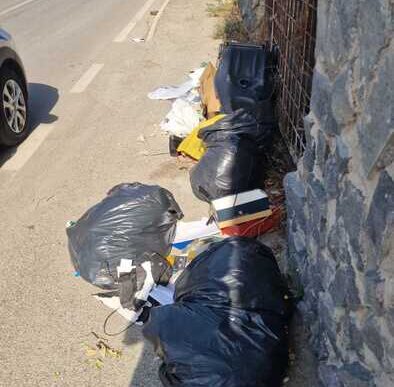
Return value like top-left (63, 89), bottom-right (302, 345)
top-left (207, 0), bottom-right (249, 41)
top-left (148, 159), bottom-right (193, 180)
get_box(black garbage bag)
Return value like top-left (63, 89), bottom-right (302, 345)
top-left (189, 110), bottom-right (271, 202)
top-left (215, 42), bottom-right (276, 123)
top-left (67, 183), bottom-right (183, 289)
top-left (143, 237), bottom-right (292, 387)
top-left (198, 108), bottom-right (273, 145)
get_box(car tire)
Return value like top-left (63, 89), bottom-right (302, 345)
top-left (0, 66), bottom-right (29, 146)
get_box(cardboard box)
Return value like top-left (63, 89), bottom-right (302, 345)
top-left (211, 189), bottom-right (272, 228)
top-left (199, 62), bottom-right (221, 118)
top-left (221, 205), bottom-right (282, 237)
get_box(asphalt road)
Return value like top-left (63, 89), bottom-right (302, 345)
top-left (0, 0), bottom-right (217, 386)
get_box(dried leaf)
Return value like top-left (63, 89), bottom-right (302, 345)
top-left (99, 345), bottom-right (107, 358)
top-left (95, 359), bottom-right (104, 370)
top-left (85, 347), bottom-right (97, 357)
top-left (96, 341), bottom-right (122, 359)
top-left (107, 347), bottom-right (122, 359)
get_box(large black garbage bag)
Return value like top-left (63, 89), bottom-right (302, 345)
top-left (67, 183), bottom-right (183, 289)
top-left (190, 137), bottom-right (261, 202)
top-left (190, 110), bottom-right (271, 202)
top-left (143, 237), bottom-right (292, 387)
top-left (214, 42), bottom-right (276, 123)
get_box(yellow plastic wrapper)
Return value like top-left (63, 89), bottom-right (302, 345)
top-left (177, 114), bottom-right (225, 160)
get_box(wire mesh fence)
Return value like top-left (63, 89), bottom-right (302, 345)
top-left (262, 0), bottom-right (317, 162)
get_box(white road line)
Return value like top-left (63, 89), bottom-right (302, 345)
top-left (0, 0), bottom-right (39, 17)
top-left (70, 63), bottom-right (104, 94)
top-left (113, 0), bottom-right (156, 43)
top-left (2, 124), bottom-right (54, 172)
top-left (146, 0), bottom-right (171, 42)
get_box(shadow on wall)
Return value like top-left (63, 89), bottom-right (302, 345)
top-left (0, 83), bottom-right (59, 168)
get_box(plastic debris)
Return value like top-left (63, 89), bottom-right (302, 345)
top-left (215, 42), bottom-right (276, 123)
top-left (149, 285), bottom-right (175, 306)
top-left (94, 294), bottom-right (143, 322)
top-left (176, 125), bottom-right (205, 160)
top-left (160, 98), bottom-right (200, 137)
top-left (148, 67), bottom-right (205, 100)
top-left (172, 217), bottom-right (220, 251)
top-left (177, 114), bottom-right (225, 160)
top-left (169, 135), bottom-right (183, 157)
top-left (148, 81), bottom-right (194, 100)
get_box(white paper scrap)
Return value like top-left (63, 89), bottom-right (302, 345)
top-left (94, 295), bottom-right (142, 322)
top-left (116, 259), bottom-right (134, 278)
top-left (174, 217), bottom-right (220, 244)
top-left (148, 80), bottom-right (194, 100)
top-left (148, 67), bottom-right (205, 100)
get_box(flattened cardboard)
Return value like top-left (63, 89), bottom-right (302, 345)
top-left (200, 62), bottom-right (221, 118)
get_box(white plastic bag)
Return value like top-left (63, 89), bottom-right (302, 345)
top-left (160, 98), bottom-right (200, 137)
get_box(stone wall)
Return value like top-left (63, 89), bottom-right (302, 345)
top-left (239, 0), bottom-right (394, 385)
top-left (285, 0), bottom-right (393, 385)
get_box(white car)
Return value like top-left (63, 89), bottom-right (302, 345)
top-left (0, 28), bottom-right (29, 146)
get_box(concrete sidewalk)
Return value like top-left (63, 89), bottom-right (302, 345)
top-left (0, 1), bottom-right (218, 386)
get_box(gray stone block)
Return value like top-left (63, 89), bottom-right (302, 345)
top-left (335, 136), bottom-right (350, 175)
top-left (324, 155), bottom-right (339, 199)
top-left (329, 265), bottom-right (361, 309)
top-left (331, 66), bottom-right (356, 128)
top-left (362, 316), bottom-right (385, 362)
top-left (306, 177), bottom-right (327, 248)
top-left (358, 52), bottom-right (393, 176)
top-left (315, 0), bottom-right (357, 76)
top-left (311, 72), bottom-right (339, 135)
top-left (336, 180), bottom-right (364, 270)
top-left (318, 364), bottom-right (343, 387)
top-left (366, 171), bottom-right (394, 261)
top-left (339, 362), bottom-right (373, 386)
top-left (358, 0), bottom-right (391, 81)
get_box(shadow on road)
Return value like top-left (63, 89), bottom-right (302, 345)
top-left (0, 83), bottom-right (59, 168)
top-left (28, 83), bottom-right (59, 129)
top-left (124, 328), bottom-right (160, 387)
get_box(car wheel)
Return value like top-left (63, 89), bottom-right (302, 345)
top-left (0, 66), bottom-right (29, 146)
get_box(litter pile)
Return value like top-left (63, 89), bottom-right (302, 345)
top-left (66, 42), bottom-right (292, 386)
